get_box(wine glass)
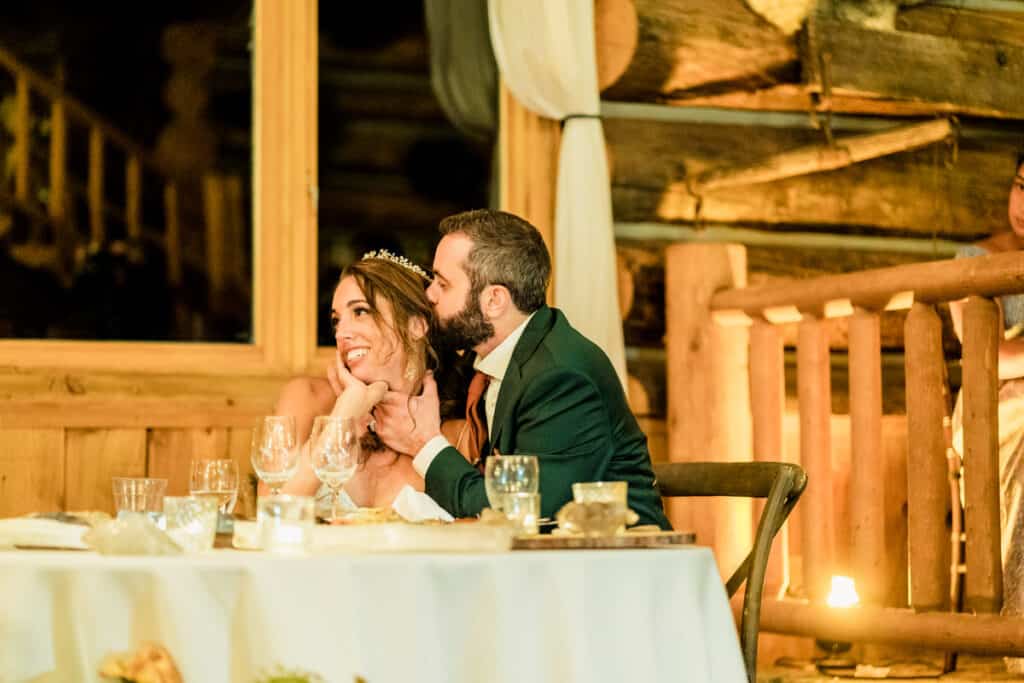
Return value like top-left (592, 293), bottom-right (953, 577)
top-left (251, 416), bottom-right (298, 495)
top-left (484, 455), bottom-right (539, 513)
top-left (309, 416), bottom-right (360, 521)
top-left (189, 459), bottom-right (239, 515)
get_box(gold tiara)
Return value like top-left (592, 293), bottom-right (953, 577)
top-left (361, 249), bottom-right (430, 280)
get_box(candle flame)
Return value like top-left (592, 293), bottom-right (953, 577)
top-left (826, 575), bottom-right (860, 608)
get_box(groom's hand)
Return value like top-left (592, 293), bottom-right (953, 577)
top-left (373, 372), bottom-right (442, 455)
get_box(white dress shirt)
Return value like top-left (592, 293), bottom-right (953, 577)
top-left (412, 313), bottom-right (536, 476)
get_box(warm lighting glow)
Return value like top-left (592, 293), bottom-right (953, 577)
top-left (826, 575), bottom-right (860, 608)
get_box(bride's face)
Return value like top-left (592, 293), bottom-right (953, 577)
top-left (332, 276), bottom-right (407, 389)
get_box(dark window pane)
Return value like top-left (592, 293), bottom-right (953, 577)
top-left (0, 1), bottom-right (253, 342)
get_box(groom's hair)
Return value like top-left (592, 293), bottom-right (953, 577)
top-left (438, 209), bottom-right (550, 313)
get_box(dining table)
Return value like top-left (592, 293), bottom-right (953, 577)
top-left (0, 531), bottom-right (746, 683)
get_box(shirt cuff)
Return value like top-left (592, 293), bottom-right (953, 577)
top-left (412, 435), bottom-right (451, 477)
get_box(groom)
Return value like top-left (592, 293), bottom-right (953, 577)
top-left (374, 209), bottom-right (670, 529)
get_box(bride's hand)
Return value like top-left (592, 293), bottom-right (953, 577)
top-left (330, 351), bottom-right (388, 419)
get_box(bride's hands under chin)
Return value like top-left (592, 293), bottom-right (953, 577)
top-left (329, 351), bottom-right (389, 420)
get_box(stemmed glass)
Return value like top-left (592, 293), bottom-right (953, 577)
top-left (189, 459), bottom-right (239, 515)
top-left (309, 416), bottom-right (360, 521)
top-left (484, 455), bottom-right (539, 513)
top-left (251, 416), bottom-right (299, 495)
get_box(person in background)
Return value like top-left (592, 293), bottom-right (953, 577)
top-left (949, 149), bottom-right (1024, 674)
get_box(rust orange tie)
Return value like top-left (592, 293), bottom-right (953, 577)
top-left (456, 370), bottom-right (490, 471)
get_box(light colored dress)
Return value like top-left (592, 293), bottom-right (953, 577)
top-left (951, 244), bottom-right (1024, 673)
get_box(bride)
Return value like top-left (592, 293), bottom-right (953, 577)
top-left (263, 251), bottom-right (469, 509)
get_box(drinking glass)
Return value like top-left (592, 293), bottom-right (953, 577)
top-left (309, 416), bottom-right (360, 521)
top-left (164, 496), bottom-right (219, 553)
top-left (484, 455), bottom-right (539, 513)
top-left (258, 495), bottom-right (315, 555)
top-left (251, 416), bottom-right (298, 495)
top-left (189, 459), bottom-right (239, 515)
top-left (112, 477), bottom-right (167, 527)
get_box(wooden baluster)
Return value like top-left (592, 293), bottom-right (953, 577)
top-left (164, 182), bottom-right (182, 287)
top-left (962, 296), bottom-right (1002, 614)
top-left (849, 308), bottom-right (886, 607)
top-left (88, 127), bottom-right (104, 245)
top-left (203, 173), bottom-right (226, 307)
top-left (798, 314), bottom-right (834, 603)
top-left (125, 155), bottom-right (141, 241)
top-left (14, 75), bottom-right (30, 202)
top-left (750, 318), bottom-right (788, 596)
top-left (904, 302), bottom-right (951, 611)
top-left (48, 98), bottom-right (66, 222)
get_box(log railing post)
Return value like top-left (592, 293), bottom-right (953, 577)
top-left (904, 302), bottom-right (951, 611)
top-left (48, 98), bottom-right (66, 223)
top-left (750, 318), bottom-right (788, 595)
top-left (14, 74), bottom-right (30, 202)
top-left (848, 308), bottom-right (886, 607)
top-left (125, 155), bottom-right (141, 241)
top-left (961, 295), bottom-right (1002, 614)
top-left (666, 243), bottom-right (751, 578)
top-left (88, 126), bottom-right (105, 245)
top-left (798, 314), bottom-right (834, 603)
top-left (203, 173), bottom-right (226, 308)
top-left (164, 182), bottom-right (182, 287)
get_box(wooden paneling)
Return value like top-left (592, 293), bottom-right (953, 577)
top-left (0, 429), bottom-right (64, 517)
top-left (227, 427), bottom-right (258, 519)
top-left (147, 428), bottom-right (231, 497)
top-left (65, 429), bottom-right (147, 514)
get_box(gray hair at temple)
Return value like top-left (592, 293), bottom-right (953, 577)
top-left (438, 209), bottom-right (551, 313)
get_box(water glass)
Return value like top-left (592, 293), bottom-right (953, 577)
top-left (258, 495), bottom-right (314, 555)
top-left (112, 477), bottom-right (167, 527)
top-left (251, 416), bottom-right (298, 495)
top-left (484, 455), bottom-right (539, 513)
top-left (310, 416), bottom-right (360, 522)
top-left (164, 496), bottom-right (218, 553)
top-left (504, 492), bottom-right (540, 535)
top-left (189, 459), bottom-right (239, 515)
top-left (572, 481), bottom-right (628, 505)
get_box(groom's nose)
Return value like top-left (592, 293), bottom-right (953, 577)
top-left (426, 280), bottom-right (439, 304)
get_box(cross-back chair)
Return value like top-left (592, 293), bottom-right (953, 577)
top-left (653, 461), bottom-right (808, 683)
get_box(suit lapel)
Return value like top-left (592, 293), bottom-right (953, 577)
top-left (488, 307), bottom-right (555, 450)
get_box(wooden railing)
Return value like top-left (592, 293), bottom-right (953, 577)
top-left (667, 244), bottom-right (1024, 654)
top-left (0, 44), bottom-right (242, 298)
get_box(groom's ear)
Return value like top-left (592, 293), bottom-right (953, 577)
top-left (408, 315), bottom-right (429, 341)
top-left (480, 284), bottom-right (512, 319)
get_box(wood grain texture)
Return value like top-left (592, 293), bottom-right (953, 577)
top-left (65, 428), bottom-right (147, 514)
top-left (0, 429), bottom-right (64, 517)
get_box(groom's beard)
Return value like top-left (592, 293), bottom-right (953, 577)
top-left (436, 291), bottom-right (494, 352)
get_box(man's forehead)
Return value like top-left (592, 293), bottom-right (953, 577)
top-left (433, 234), bottom-right (472, 274)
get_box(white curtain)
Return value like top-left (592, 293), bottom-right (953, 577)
top-left (488, 0), bottom-right (626, 388)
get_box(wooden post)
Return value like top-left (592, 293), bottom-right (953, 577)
top-left (125, 155), bottom-right (141, 241)
top-left (904, 302), bottom-right (950, 611)
top-left (498, 83), bottom-right (560, 303)
top-left (224, 174), bottom-right (246, 289)
top-left (48, 99), bottom-right (66, 222)
top-left (164, 182), bottom-right (182, 287)
top-left (750, 318), bottom-right (788, 595)
top-left (848, 308), bottom-right (886, 607)
top-left (797, 314), bottom-right (834, 603)
top-left (88, 127), bottom-right (104, 245)
top-left (14, 75), bottom-right (30, 202)
top-left (203, 173), bottom-right (226, 303)
top-left (961, 295), bottom-right (1002, 614)
top-left (665, 243), bottom-right (751, 579)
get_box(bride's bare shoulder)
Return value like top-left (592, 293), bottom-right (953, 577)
top-left (276, 376), bottom-right (336, 415)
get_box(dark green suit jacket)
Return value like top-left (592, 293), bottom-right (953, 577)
top-left (425, 306), bottom-right (670, 529)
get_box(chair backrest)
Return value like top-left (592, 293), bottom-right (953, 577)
top-left (653, 461), bottom-right (807, 683)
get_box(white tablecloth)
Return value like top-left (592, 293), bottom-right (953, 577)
top-left (0, 546), bottom-right (745, 683)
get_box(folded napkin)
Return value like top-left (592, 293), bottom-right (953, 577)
top-left (0, 518), bottom-right (90, 550)
top-left (391, 486), bottom-right (453, 523)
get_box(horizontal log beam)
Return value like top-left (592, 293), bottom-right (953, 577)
top-left (803, 13), bottom-right (1024, 119)
top-left (758, 599), bottom-right (1024, 656)
top-left (710, 251), bottom-right (1024, 318)
top-left (695, 119), bottom-right (952, 192)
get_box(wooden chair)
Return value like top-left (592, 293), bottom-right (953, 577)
top-left (653, 461), bottom-right (807, 683)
